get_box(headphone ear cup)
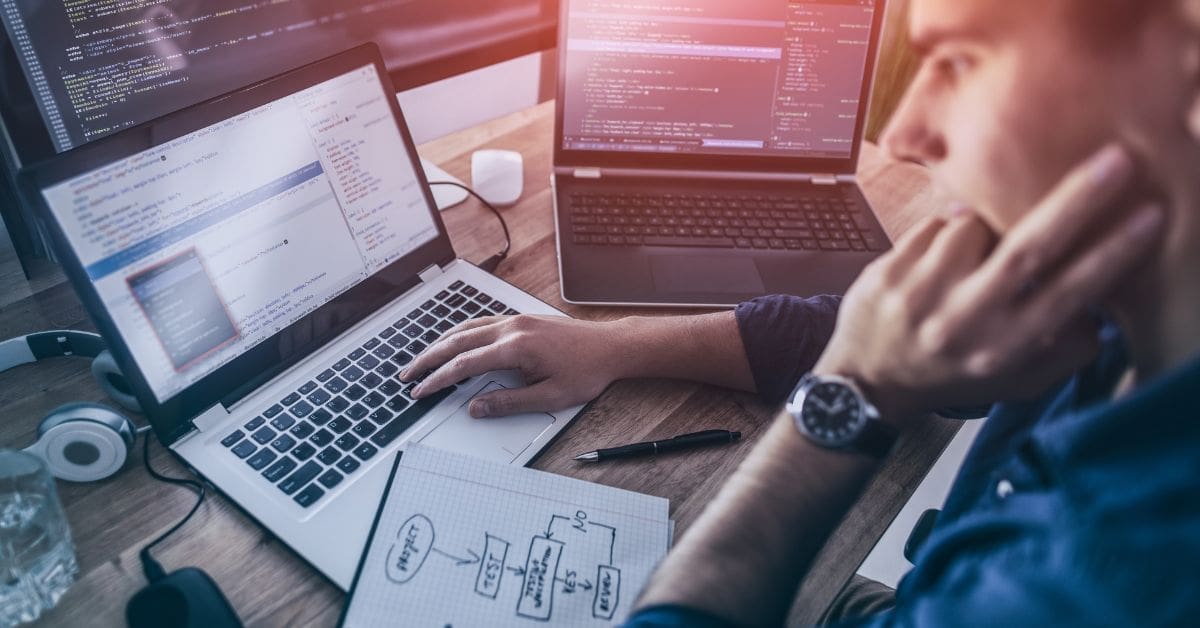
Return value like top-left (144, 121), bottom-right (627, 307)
top-left (92, 350), bottom-right (142, 414)
top-left (27, 403), bottom-right (135, 482)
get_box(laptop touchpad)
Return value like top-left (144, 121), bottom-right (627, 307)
top-left (650, 255), bottom-right (765, 294)
top-left (417, 381), bottom-right (556, 464)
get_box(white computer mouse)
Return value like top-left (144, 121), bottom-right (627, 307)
top-left (471, 149), bottom-right (524, 207)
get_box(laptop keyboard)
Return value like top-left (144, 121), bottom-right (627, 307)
top-left (566, 190), bottom-right (886, 251)
top-left (220, 280), bottom-right (519, 509)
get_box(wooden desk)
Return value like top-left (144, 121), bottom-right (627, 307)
top-left (1, 101), bottom-right (961, 627)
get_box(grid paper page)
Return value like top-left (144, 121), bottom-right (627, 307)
top-left (343, 444), bottom-right (671, 627)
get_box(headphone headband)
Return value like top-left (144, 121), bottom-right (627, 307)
top-left (0, 330), bottom-right (141, 414)
top-left (0, 330), bottom-right (106, 373)
top-left (0, 329), bottom-right (140, 482)
top-left (0, 330), bottom-right (142, 481)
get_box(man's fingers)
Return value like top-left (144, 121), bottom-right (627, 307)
top-left (468, 382), bottom-right (564, 418)
top-left (906, 213), bottom-right (996, 312)
top-left (410, 344), bottom-right (518, 399)
top-left (980, 144), bottom-right (1137, 296)
top-left (401, 324), bottom-right (502, 382)
top-left (963, 311), bottom-right (1104, 384)
top-left (889, 215), bottom-right (948, 268)
top-left (1014, 202), bottom-right (1163, 344)
top-left (435, 316), bottom-right (504, 345)
top-left (926, 213), bottom-right (995, 275)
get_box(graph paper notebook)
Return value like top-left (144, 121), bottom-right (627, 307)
top-left (339, 444), bottom-right (671, 627)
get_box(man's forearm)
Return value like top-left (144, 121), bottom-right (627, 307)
top-left (634, 413), bottom-right (880, 625)
top-left (610, 312), bottom-right (757, 394)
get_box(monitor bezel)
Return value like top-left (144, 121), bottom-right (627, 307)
top-left (0, 3), bottom-right (557, 167)
top-left (19, 44), bottom-right (457, 444)
top-left (552, 0), bottom-right (886, 176)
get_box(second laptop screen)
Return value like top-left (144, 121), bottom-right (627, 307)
top-left (561, 0), bottom-right (876, 159)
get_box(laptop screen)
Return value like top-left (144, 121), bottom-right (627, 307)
top-left (560, 0), bottom-right (877, 160)
top-left (38, 64), bottom-right (438, 403)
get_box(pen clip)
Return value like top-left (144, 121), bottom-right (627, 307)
top-left (671, 429), bottom-right (728, 439)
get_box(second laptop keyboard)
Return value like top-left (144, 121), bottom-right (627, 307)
top-left (219, 280), bottom-right (518, 509)
top-left (566, 190), bottom-right (886, 251)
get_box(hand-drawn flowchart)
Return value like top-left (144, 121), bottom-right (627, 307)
top-left (342, 446), bottom-right (669, 628)
top-left (383, 509), bottom-right (624, 623)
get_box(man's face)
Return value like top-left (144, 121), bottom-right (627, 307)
top-left (881, 0), bottom-right (1163, 232)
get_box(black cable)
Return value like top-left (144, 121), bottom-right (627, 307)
top-left (130, 182), bottom-right (502, 582)
top-left (427, 181), bottom-right (511, 272)
top-left (138, 434), bottom-right (207, 583)
top-left (131, 182), bottom-right (503, 581)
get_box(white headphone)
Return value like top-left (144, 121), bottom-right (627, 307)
top-left (0, 330), bottom-right (144, 482)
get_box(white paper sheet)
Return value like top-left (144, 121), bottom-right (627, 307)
top-left (342, 444), bottom-right (671, 627)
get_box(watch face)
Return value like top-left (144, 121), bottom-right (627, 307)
top-left (801, 382), bottom-right (866, 446)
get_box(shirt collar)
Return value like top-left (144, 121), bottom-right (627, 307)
top-left (1033, 329), bottom-right (1200, 464)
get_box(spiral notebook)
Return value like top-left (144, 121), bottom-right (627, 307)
top-left (339, 444), bottom-right (672, 627)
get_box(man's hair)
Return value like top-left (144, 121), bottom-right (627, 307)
top-left (1068, 0), bottom-right (1168, 46)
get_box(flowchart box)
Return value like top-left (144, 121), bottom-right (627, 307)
top-left (592, 565), bottom-right (621, 620)
top-left (517, 536), bottom-right (564, 620)
top-left (475, 534), bottom-right (510, 599)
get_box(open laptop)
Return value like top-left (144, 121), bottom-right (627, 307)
top-left (553, 0), bottom-right (891, 306)
top-left (20, 44), bottom-right (583, 589)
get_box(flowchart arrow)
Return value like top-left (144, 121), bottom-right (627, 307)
top-left (544, 514), bottom-right (571, 539)
top-left (558, 578), bottom-right (593, 594)
top-left (430, 547), bottom-right (480, 566)
top-left (507, 565), bottom-right (526, 577)
top-left (588, 521), bottom-right (617, 564)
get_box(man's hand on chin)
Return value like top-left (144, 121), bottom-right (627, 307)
top-left (628, 144), bottom-right (1166, 627)
top-left (816, 144), bottom-right (1164, 426)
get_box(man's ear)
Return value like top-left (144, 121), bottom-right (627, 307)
top-left (1190, 97), bottom-right (1200, 141)
top-left (1184, 0), bottom-right (1200, 139)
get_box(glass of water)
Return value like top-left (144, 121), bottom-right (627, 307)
top-left (0, 450), bottom-right (78, 627)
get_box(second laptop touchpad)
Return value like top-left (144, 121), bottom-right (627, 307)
top-left (650, 255), bottom-right (765, 294)
top-left (417, 381), bottom-right (556, 464)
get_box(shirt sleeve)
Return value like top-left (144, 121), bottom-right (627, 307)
top-left (832, 518), bottom-right (1200, 628)
top-left (621, 604), bottom-right (739, 628)
top-left (625, 523), bottom-right (1200, 628)
top-left (734, 294), bottom-right (841, 403)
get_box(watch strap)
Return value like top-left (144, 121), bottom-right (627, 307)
top-left (855, 418), bottom-right (898, 459)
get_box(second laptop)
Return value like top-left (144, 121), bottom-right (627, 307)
top-left (553, 0), bottom-right (892, 307)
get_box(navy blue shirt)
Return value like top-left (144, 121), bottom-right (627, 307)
top-left (626, 295), bottom-right (1200, 626)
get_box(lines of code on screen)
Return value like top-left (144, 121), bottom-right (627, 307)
top-left (0, 0), bottom-right (547, 153)
top-left (561, 0), bottom-right (875, 159)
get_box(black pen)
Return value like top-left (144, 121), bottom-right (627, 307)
top-left (573, 429), bottom-right (742, 462)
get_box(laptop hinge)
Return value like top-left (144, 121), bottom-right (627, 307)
top-left (191, 403), bottom-right (230, 434)
top-left (555, 166), bottom-right (812, 182)
top-left (812, 174), bottom-right (839, 186)
top-left (418, 264), bottom-right (443, 283)
top-left (173, 428), bottom-right (201, 446)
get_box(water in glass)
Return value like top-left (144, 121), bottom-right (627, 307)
top-left (0, 450), bottom-right (78, 627)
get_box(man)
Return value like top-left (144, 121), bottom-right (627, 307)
top-left (623, 0), bottom-right (1199, 624)
top-left (403, 0), bottom-right (1200, 623)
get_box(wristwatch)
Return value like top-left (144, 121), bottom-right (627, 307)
top-left (786, 373), bottom-right (897, 459)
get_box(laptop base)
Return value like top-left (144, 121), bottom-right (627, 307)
top-left (554, 177), bottom-right (888, 307)
top-left (173, 260), bottom-right (582, 590)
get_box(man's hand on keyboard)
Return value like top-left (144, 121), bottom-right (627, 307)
top-left (399, 315), bottom-right (626, 418)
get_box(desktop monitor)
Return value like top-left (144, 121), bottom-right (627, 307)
top-left (0, 0), bottom-right (556, 270)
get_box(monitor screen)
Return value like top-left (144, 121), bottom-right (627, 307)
top-left (0, 0), bottom-right (554, 156)
top-left (560, 0), bottom-right (876, 160)
top-left (38, 64), bottom-right (438, 402)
